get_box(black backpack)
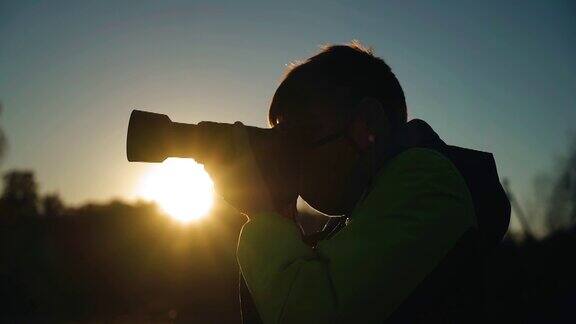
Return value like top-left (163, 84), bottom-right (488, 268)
top-left (381, 119), bottom-right (511, 322)
top-left (316, 119), bottom-right (511, 322)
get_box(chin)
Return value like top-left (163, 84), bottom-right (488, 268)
top-left (301, 195), bottom-right (348, 217)
top-left (318, 205), bottom-right (347, 217)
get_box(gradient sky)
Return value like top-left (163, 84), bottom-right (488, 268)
top-left (1, 0), bottom-right (575, 233)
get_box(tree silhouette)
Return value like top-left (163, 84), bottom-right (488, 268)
top-left (0, 170), bottom-right (40, 221)
top-left (41, 193), bottom-right (65, 218)
top-left (545, 135), bottom-right (576, 232)
top-left (532, 134), bottom-right (576, 235)
top-left (0, 102), bottom-right (7, 163)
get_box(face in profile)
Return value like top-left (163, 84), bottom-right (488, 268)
top-left (276, 101), bottom-right (365, 216)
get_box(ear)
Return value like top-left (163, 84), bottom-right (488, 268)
top-left (348, 97), bottom-right (390, 151)
top-left (357, 97), bottom-right (389, 133)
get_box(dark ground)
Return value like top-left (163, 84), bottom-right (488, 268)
top-left (1, 199), bottom-right (575, 323)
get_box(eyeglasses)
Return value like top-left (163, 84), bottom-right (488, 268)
top-left (275, 121), bottom-right (351, 149)
top-left (308, 129), bottom-right (348, 148)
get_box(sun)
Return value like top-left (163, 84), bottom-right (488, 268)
top-left (138, 158), bottom-right (214, 222)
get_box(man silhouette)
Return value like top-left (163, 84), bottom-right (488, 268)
top-left (211, 42), bottom-right (510, 323)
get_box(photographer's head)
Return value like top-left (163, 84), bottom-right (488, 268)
top-left (269, 41), bottom-right (407, 215)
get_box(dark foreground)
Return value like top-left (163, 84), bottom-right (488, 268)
top-left (1, 200), bottom-right (575, 323)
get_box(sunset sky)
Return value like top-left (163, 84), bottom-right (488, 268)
top-left (1, 0), bottom-right (575, 232)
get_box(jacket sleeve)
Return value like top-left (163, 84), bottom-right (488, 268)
top-left (236, 148), bottom-right (476, 323)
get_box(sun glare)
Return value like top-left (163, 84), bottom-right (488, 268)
top-left (139, 158), bottom-right (214, 222)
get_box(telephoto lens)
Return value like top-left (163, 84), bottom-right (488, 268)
top-left (126, 110), bottom-right (173, 162)
top-left (127, 109), bottom-right (279, 164)
top-left (126, 109), bottom-right (300, 209)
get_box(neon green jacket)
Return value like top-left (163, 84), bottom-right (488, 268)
top-left (237, 148), bottom-right (476, 323)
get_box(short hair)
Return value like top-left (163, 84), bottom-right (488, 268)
top-left (269, 41), bottom-right (407, 132)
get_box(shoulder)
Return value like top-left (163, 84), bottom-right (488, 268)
top-left (354, 147), bottom-right (475, 227)
top-left (375, 147), bottom-right (468, 193)
top-left (383, 147), bottom-right (458, 176)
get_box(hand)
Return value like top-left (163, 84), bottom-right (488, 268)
top-left (203, 122), bottom-right (298, 218)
